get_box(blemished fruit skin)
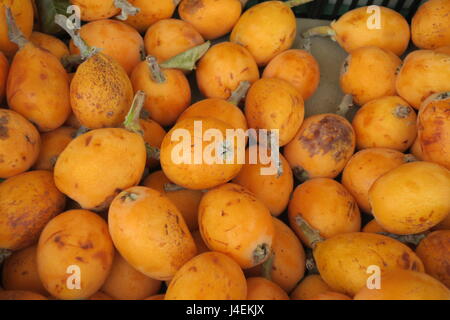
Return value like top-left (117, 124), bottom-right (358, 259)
top-left (283, 113), bottom-right (355, 179)
top-left (36, 209), bottom-right (115, 300)
top-left (342, 148), bottom-right (407, 213)
top-left (415, 230), bottom-right (450, 288)
top-left (143, 170), bottom-right (203, 231)
top-left (108, 187), bottom-right (197, 281)
top-left (70, 53), bottom-right (134, 129)
top-left (352, 96), bottom-right (417, 152)
top-left (245, 217), bottom-right (305, 293)
top-left (230, 1), bottom-right (297, 66)
top-left (144, 19), bottom-right (204, 63)
top-left (330, 6), bottom-right (410, 56)
top-left (2, 245), bottom-right (47, 296)
top-left (411, 0), bottom-right (450, 50)
top-left (53, 128), bottom-right (146, 211)
top-left (0, 109), bottom-right (41, 179)
top-left (288, 178), bottom-right (361, 248)
top-left (369, 161), bottom-right (450, 235)
top-left (196, 42), bottom-right (259, 100)
top-left (0, 170), bottom-right (66, 250)
top-left (165, 252), bottom-right (247, 300)
top-left (0, 0), bottom-right (34, 58)
top-left (101, 252), bottom-right (162, 300)
top-left (246, 277), bottom-right (289, 300)
top-left (339, 46), bottom-right (402, 106)
top-left (124, 0), bottom-right (176, 33)
top-left (262, 49), bottom-right (320, 100)
top-left (70, 0), bottom-right (120, 21)
top-left (69, 19), bottom-right (144, 76)
top-left (160, 117), bottom-right (243, 190)
top-left (396, 49), bottom-right (450, 110)
top-left (7, 42), bottom-right (71, 132)
top-left (314, 232), bottom-right (425, 297)
top-left (179, 0), bottom-right (242, 41)
top-left (354, 269), bottom-right (450, 300)
top-left (417, 92), bottom-right (450, 170)
top-left (245, 78), bottom-right (305, 147)
top-left (198, 183), bottom-right (275, 269)
top-left (290, 275), bottom-right (332, 300)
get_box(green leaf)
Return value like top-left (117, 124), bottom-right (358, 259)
top-left (36, 0), bottom-right (71, 35)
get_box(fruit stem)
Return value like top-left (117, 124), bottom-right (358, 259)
top-left (285, 0), bottom-right (314, 8)
top-left (393, 105), bottom-right (411, 119)
top-left (124, 91), bottom-right (146, 135)
top-left (61, 54), bottom-right (84, 71)
top-left (300, 36), bottom-right (312, 53)
top-left (294, 215), bottom-right (324, 249)
top-left (261, 251), bottom-right (274, 281)
top-left (160, 41), bottom-right (211, 71)
top-left (0, 248), bottom-right (12, 265)
top-left (293, 166), bottom-right (309, 182)
top-left (305, 248), bottom-right (319, 274)
top-left (119, 191), bottom-right (139, 202)
top-left (336, 94), bottom-right (354, 117)
top-left (302, 25), bottom-right (336, 40)
top-left (146, 56), bottom-right (166, 83)
top-left (276, 157), bottom-right (284, 178)
top-left (74, 126), bottom-right (90, 137)
top-left (228, 81), bottom-right (251, 105)
top-left (114, 0), bottom-right (140, 21)
top-left (253, 243), bottom-right (270, 265)
top-left (5, 7), bottom-right (28, 49)
top-left (404, 154), bottom-right (417, 163)
top-left (378, 232), bottom-right (427, 246)
top-left (146, 144), bottom-right (160, 160)
top-left (54, 14), bottom-right (100, 60)
top-left (164, 183), bottom-right (187, 192)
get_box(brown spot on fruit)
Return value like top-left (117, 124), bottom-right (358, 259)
top-left (300, 115), bottom-right (352, 162)
top-left (79, 240), bottom-right (93, 250)
top-left (400, 252), bottom-right (411, 269)
top-left (54, 235), bottom-right (65, 247)
top-left (85, 136), bottom-right (92, 146)
top-left (188, 266), bottom-right (197, 272)
top-left (182, 0), bottom-right (204, 15)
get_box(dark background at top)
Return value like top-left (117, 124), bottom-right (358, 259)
top-left (248, 0), bottom-right (427, 21)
